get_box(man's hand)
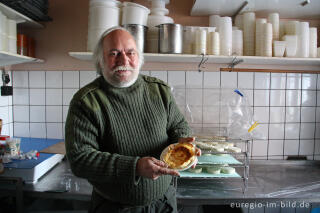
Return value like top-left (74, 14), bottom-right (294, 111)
top-left (136, 157), bottom-right (180, 180)
top-left (178, 137), bottom-right (201, 168)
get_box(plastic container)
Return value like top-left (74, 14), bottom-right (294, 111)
top-left (17, 34), bottom-right (28, 56)
top-left (87, 0), bottom-right (121, 51)
top-left (273, 41), bottom-right (286, 57)
top-left (0, 135), bottom-right (9, 155)
top-left (7, 19), bottom-right (16, 38)
top-left (122, 2), bottom-right (150, 26)
top-left (8, 36), bottom-right (17, 54)
top-left (28, 37), bottom-right (35, 57)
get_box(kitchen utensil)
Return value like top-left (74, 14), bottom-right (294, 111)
top-left (123, 24), bottom-right (148, 53)
top-left (157, 23), bottom-right (183, 54)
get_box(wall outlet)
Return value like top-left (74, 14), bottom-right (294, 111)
top-left (1, 86), bottom-right (13, 96)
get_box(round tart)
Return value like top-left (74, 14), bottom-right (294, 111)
top-left (161, 142), bottom-right (197, 171)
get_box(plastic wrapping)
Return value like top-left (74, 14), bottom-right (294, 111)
top-left (172, 87), bottom-right (265, 140)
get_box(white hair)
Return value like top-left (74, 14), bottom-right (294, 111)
top-left (93, 26), bottom-right (145, 75)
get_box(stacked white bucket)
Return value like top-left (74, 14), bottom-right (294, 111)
top-left (87, 0), bottom-right (121, 52)
top-left (183, 26), bottom-right (196, 54)
top-left (0, 11), bottom-right (17, 54)
top-left (146, 0), bottom-right (173, 53)
top-left (219, 17), bottom-right (232, 56)
top-left (309, 28), bottom-right (318, 58)
top-left (232, 27), bottom-right (243, 56)
top-left (243, 12), bottom-right (255, 56)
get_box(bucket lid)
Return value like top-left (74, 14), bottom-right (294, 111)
top-left (90, 0), bottom-right (121, 7)
top-left (122, 2), bottom-right (150, 14)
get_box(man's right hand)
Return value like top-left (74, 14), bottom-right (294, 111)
top-left (136, 157), bottom-right (180, 180)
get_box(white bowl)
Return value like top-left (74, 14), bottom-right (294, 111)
top-left (122, 2), bottom-right (150, 26)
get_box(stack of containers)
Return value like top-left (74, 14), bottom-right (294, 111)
top-left (243, 12), bottom-right (255, 56)
top-left (232, 29), bottom-right (243, 55)
top-left (207, 31), bottom-right (220, 55)
top-left (87, 0), bottom-right (121, 52)
top-left (296, 22), bottom-right (309, 58)
top-left (146, 0), bottom-right (173, 53)
top-left (267, 13), bottom-right (279, 41)
top-left (283, 35), bottom-right (298, 57)
top-left (0, 11), bottom-right (17, 54)
top-left (309, 27), bottom-right (317, 58)
top-left (0, 12), bottom-right (8, 52)
top-left (219, 16), bottom-right (232, 56)
top-left (183, 26), bottom-right (196, 54)
top-left (279, 21), bottom-right (286, 40)
top-left (194, 27), bottom-right (207, 54)
top-left (261, 23), bottom-right (273, 57)
top-left (235, 14), bottom-right (243, 30)
top-left (7, 19), bottom-right (17, 54)
top-left (285, 21), bottom-right (299, 35)
top-left (209, 15), bottom-right (220, 31)
top-left (205, 27), bottom-right (216, 53)
top-left (122, 2), bottom-right (150, 52)
top-left (255, 18), bottom-right (267, 56)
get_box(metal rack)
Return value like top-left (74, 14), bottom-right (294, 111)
top-left (178, 137), bottom-right (251, 193)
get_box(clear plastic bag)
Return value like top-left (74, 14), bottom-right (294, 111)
top-left (172, 87), bottom-right (265, 140)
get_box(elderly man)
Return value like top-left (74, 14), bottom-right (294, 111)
top-left (65, 26), bottom-right (198, 213)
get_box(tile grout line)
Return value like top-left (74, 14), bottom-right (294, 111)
top-left (45, 71), bottom-right (47, 139)
top-left (267, 73), bottom-right (271, 160)
top-left (283, 73), bottom-right (288, 160)
top-left (251, 72), bottom-right (255, 159)
top-left (28, 71), bottom-right (31, 138)
top-left (313, 74), bottom-right (318, 160)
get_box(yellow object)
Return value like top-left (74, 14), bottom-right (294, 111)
top-left (248, 121), bottom-right (259, 133)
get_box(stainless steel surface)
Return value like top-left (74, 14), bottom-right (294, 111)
top-left (177, 160), bottom-right (320, 205)
top-left (1, 159), bottom-right (320, 206)
top-left (157, 23), bottom-right (183, 54)
top-left (122, 24), bottom-right (148, 53)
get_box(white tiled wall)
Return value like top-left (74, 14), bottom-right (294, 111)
top-left (7, 70), bottom-right (320, 160)
top-left (0, 71), bottom-right (13, 137)
top-left (11, 70), bottom-right (98, 140)
top-left (142, 71), bottom-right (320, 160)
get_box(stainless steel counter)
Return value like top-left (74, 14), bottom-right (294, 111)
top-left (2, 159), bottom-right (320, 206)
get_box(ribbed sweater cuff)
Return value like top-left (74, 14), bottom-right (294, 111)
top-left (116, 156), bottom-right (140, 185)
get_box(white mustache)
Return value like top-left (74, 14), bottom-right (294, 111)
top-left (112, 66), bottom-right (135, 72)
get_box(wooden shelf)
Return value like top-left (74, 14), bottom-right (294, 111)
top-left (0, 3), bottom-right (43, 28)
top-left (69, 52), bottom-right (320, 67)
top-left (0, 51), bottom-right (44, 67)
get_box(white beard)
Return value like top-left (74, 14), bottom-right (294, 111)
top-left (103, 65), bottom-right (139, 88)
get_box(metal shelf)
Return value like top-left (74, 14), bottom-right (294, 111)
top-left (0, 3), bottom-right (43, 28)
top-left (0, 51), bottom-right (44, 67)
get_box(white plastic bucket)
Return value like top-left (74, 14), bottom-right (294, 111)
top-left (122, 2), bottom-right (150, 26)
top-left (87, 28), bottom-right (109, 51)
top-left (88, 5), bottom-right (120, 29)
top-left (87, 0), bottom-right (121, 51)
top-left (8, 36), bottom-right (17, 54)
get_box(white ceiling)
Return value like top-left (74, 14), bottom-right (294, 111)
top-left (191, 0), bottom-right (320, 19)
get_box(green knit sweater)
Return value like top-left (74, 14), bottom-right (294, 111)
top-left (65, 75), bottom-right (191, 206)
